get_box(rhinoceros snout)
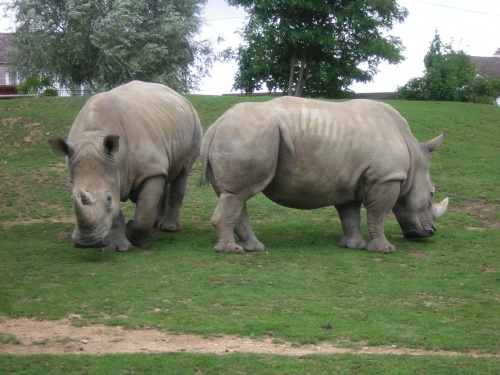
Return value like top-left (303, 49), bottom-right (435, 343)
top-left (72, 234), bottom-right (111, 249)
top-left (403, 225), bottom-right (436, 239)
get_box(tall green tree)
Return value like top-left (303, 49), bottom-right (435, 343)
top-left (398, 32), bottom-right (499, 103)
top-left (227, 0), bottom-right (408, 97)
top-left (7, 0), bottom-right (213, 92)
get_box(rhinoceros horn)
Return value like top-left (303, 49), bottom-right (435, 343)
top-left (74, 189), bottom-right (96, 228)
top-left (80, 188), bottom-right (96, 205)
top-left (434, 197), bottom-right (449, 219)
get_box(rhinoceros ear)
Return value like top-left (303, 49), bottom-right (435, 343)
top-left (103, 135), bottom-right (120, 156)
top-left (424, 133), bottom-right (445, 153)
top-left (49, 138), bottom-right (73, 158)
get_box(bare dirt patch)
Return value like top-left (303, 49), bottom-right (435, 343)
top-left (453, 199), bottom-right (499, 230)
top-left (2, 216), bottom-right (75, 230)
top-left (0, 317), bottom-right (497, 358)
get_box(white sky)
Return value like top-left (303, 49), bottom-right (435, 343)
top-left (198, 0), bottom-right (500, 95)
top-left (2, 0), bottom-right (499, 95)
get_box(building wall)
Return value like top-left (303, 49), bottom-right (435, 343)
top-left (0, 66), bottom-right (17, 85)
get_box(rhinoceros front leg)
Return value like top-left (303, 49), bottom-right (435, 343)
top-left (335, 202), bottom-right (368, 250)
top-left (126, 176), bottom-right (164, 247)
top-left (211, 193), bottom-right (247, 254)
top-left (363, 182), bottom-right (400, 253)
top-left (102, 210), bottom-right (132, 252)
top-left (157, 167), bottom-right (189, 232)
top-left (235, 203), bottom-right (265, 252)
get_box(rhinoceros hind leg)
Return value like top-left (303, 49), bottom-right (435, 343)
top-left (156, 183), bottom-right (182, 231)
top-left (335, 202), bottom-right (367, 250)
top-left (211, 193), bottom-right (249, 254)
top-left (235, 204), bottom-right (265, 252)
top-left (157, 166), bottom-right (191, 232)
top-left (158, 218), bottom-right (182, 232)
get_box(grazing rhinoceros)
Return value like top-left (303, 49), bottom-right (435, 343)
top-left (200, 97), bottom-right (448, 254)
top-left (50, 81), bottom-right (202, 252)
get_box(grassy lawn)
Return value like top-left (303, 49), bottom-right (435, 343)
top-left (0, 352), bottom-right (497, 375)
top-left (0, 94), bottom-right (498, 373)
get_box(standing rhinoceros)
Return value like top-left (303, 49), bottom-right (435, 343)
top-left (200, 97), bottom-right (448, 254)
top-left (50, 81), bottom-right (202, 252)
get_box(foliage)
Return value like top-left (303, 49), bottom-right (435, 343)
top-left (227, 0), bottom-right (408, 97)
top-left (42, 88), bottom-right (59, 96)
top-left (465, 76), bottom-right (500, 105)
top-left (0, 96), bottom-right (498, 372)
top-left (397, 32), bottom-right (500, 104)
top-left (7, 0), bottom-right (213, 93)
top-left (16, 75), bottom-right (57, 95)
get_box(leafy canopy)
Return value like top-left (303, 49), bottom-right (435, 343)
top-left (227, 0), bottom-right (408, 97)
top-left (7, 0), bottom-right (213, 92)
top-left (397, 32), bottom-right (500, 104)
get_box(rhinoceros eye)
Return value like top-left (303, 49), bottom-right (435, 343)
top-left (105, 193), bottom-right (113, 207)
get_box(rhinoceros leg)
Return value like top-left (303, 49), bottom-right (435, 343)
top-left (211, 193), bottom-right (246, 254)
top-left (126, 176), bottom-right (165, 247)
top-left (157, 167), bottom-right (189, 232)
top-left (335, 202), bottom-right (368, 250)
top-left (235, 204), bottom-right (265, 252)
top-left (102, 210), bottom-right (132, 252)
top-left (363, 182), bottom-right (400, 253)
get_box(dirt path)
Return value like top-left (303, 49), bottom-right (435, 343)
top-left (0, 317), bottom-right (496, 357)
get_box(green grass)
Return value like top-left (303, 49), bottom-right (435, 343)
top-left (0, 95), bottom-right (498, 373)
top-left (0, 352), bottom-right (497, 375)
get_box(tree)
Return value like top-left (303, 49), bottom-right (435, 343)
top-left (227, 0), bottom-right (408, 97)
top-left (7, 0), bottom-right (213, 92)
top-left (398, 32), bottom-right (500, 103)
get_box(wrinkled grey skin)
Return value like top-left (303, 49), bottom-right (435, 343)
top-left (201, 97), bottom-right (448, 254)
top-left (50, 81), bottom-right (202, 252)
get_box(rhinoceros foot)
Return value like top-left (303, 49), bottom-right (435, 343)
top-left (215, 241), bottom-right (245, 254)
top-left (340, 235), bottom-right (367, 250)
top-left (365, 239), bottom-right (396, 254)
top-left (239, 240), bottom-right (265, 252)
top-left (126, 220), bottom-right (150, 247)
top-left (101, 238), bottom-right (132, 252)
top-left (157, 216), bottom-right (183, 232)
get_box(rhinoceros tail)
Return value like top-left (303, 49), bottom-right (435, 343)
top-left (199, 121), bottom-right (220, 186)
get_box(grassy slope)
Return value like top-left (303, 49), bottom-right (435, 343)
top-left (0, 95), bottom-right (498, 372)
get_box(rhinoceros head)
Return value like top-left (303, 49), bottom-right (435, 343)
top-left (50, 135), bottom-right (121, 248)
top-left (392, 133), bottom-right (449, 239)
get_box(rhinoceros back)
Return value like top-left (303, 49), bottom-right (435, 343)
top-left (246, 97), bottom-right (414, 209)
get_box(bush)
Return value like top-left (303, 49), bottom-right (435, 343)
top-left (17, 75), bottom-right (57, 96)
top-left (465, 76), bottom-right (500, 104)
top-left (42, 88), bottom-right (58, 97)
top-left (397, 32), bottom-right (499, 104)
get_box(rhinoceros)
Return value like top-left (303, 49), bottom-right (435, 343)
top-left (50, 81), bottom-right (203, 252)
top-left (200, 97), bottom-right (449, 254)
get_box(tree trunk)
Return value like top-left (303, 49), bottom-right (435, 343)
top-left (295, 50), bottom-right (315, 97)
top-left (287, 50), bottom-right (296, 96)
top-left (295, 51), bottom-right (308, 97)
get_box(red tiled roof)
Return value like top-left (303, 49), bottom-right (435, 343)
top-left (470, 55), bottom-right (500, 78)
